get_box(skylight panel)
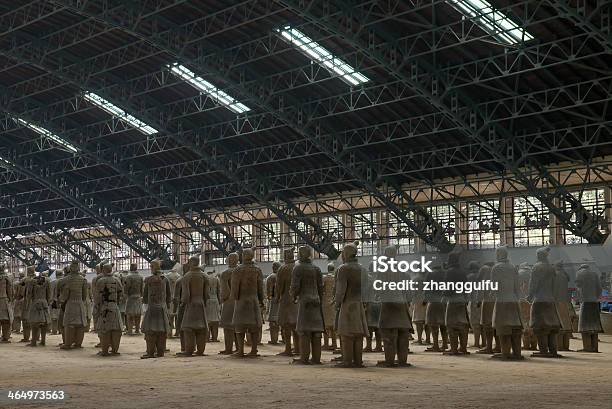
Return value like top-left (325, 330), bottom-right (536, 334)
top-left (83, 92), bottom-right (158, 135)
top-left (15, 118), bottom-right (78, 153)
top-left (168, 63), bottom-right (251, 114)
top-left (276, 26), bottom-right (370, 86)
top-left (449, 0), bottom-right (534, 45)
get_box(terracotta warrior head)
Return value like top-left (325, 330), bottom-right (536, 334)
top-left (298, 246), bottom-right (313, 262)
top-left (383, 244), bottom-right (399, 258)
top-left (55, 268), bottom-right (64, 278)
top-left (227, 252), bottom-right (239, 268)
top-left (468, 260), bottom-right (481, 274)
top-left (341, 241), bottom-right (359, 263)
top-left (283, 247), bottom-right (295, 263)
top-left (130, 263), bottom-right (138, 272)
top-left (101, 260), bottom-right (113, 276)
top-left (26, 265), bottom-right (36, 277)
top-left (150, 259), bottom-right (162, 274)
top-left (272, 261), bottom-right (281, 274)
top-left (536, 246), bottom-right (550, 263)
top-left (242, 248), bottom-right (255, 263)
top-left (18, 271), bottom-right (25, 279)
top-left (95, 263), bottom-right (102, 275)
top-left (496, 246), bottom-right (509, 262)
top-left (188, 256), bottom-right (200, 271)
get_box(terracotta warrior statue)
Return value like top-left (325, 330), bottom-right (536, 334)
top-left (25, 269), bottom-right (51, 347)
top-left (0, 264), bottom-right (13, 342)
top-left (206, 270), bottom-right (221, 342)
top-left (363, 262), bottom-right (382, 353)
top-left (424, 264), bottom-right (448, 352)
top-left (518, 263), bottom-right (537, 350)
top-left (443, 251), bottom-right (470, 355)
top-left (411, 269), bottom-right (428, 345)
top-left (528, 247), bottom-right (562, 358)
top-left (466, 261), bottom-right (483, 348)
top-left (554, 261), bottom-right (572, 351)
top-left (490, 246), bottom-right (523, 360)
top-left (335, 242), bottom-right (368, 368)
top-left (59, 261), bottom-right (88, 349)
top-left (83, 270), bottom-right (93, 332)
top-left (124, 263), bottom-right (144, 336)
top-left (56, 267), bottom-right (69, 346)
top-left (177, 256), bottom-right (209, 357)
top-left (376, 245), bottom-right (413, 367)
top-left (18, 266), bottom-right (35, 343)
top-left (275, 248), bottom-right (299, 356)
top-left (575, 264), bottom-right (603, 352)
top-left (165, 262), bottom-right (182, 338)
top-left (476, 262), bottom-right (499, 354)
top-left (91, 263), bottom-right (102, 333)
top-left (116, 270), bottom-right (128, 332)
top-left (141, 259), bottom-right (172, 359)
top-left (49, 269), bottom-right (62, 335)
top-left (266, 261), bottom-right (281, 345)
top-left (94, 260), bottom-right (124, 356)
top-left (290, 246), bottom-right (324, 364)
top-left (173, 263), bottom-right (187, 353)
top-left (231, 248), bottom-right (264, 357)
top-left (321, 262), bottom-right (337, 351)
top-left (218, 253), bottom-right (238, 354)
top-left (12, 272), bottom-right (25, 334)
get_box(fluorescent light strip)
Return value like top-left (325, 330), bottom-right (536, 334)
top-left (15, 118), bottom-right (78, 153)
top-left (0, 155), bottom-right (12, 168)
top-left (449, 0), bottom-right (534, 45)
top-left (83, 92), bottom-right (158, 135)
top-left (168, 63), bottom-right (251, 114)
top-left (277, 26), bottom-right (370, 86)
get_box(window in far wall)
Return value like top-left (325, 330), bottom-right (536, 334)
top-left (352, 212), bottom-right (378, 256)
top-left (513, 196), bottom-right (550, 247)
top-left (387, 213), bottom-right (416, 254)
top-left (467, 200), bottom-right (501, 249)
top-left (563, 189), bottom-right (608, 245)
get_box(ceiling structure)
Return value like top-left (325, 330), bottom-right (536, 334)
top-left (0, 0), bottom-right (610, 266)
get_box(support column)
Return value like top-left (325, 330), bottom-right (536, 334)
top-left (499, 197), bottom-right (514, 246)
top-left (456, 202), bottom-right (469, 248)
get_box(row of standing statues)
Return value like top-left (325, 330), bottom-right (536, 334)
top-left (0, 244), bottom-right (605, 366)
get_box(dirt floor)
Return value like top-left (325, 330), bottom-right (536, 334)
top-left (0, 329), bottom-right (610, 409)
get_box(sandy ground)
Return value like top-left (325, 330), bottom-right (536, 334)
top-left (0, 329), bottom-right (610, 409)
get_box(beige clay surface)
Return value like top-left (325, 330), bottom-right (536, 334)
top-left (1, 331), bottom-right (610, 409)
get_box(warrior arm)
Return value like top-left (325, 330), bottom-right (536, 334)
top-left (289, 266), bottom-right (301, 302)
top-left (275, 270), bottom-right (285, 303)
top-left (7, 277), bottom-right (13, 302)
top-left (257, 270), bottom-right (265, 307)
top-left (527, 269), bottom-right (537, 302)
top-left (165, 278), bottom-right (172, 308)
top-left (216, 279), bottom-right (222, 305)
top-left (82, 280), bottom-right (88, 303)
top-left (181, 276), bottom-right (190, 305)
top-left (203, 275), bottom-right (209, 305)
top-left (230, 271), bottom-right (240, 301)
top-left (334, 268), bottom-right (348, 308)
top-left (142, 279), bottom-right (149, 305)
top-left (316, 269), bottom-right (323, 300)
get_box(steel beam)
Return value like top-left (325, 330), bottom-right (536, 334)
top-left (281, 0), bottom-right (609, 244)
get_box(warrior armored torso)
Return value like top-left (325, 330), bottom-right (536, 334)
top-left (95, 274), bottom-right (124, 332)
top-left (60, 271), bottom-right (88, 327)
top-left (142, 273), bottom-right (171, 333)
top-left (124, 271), bottom-right (144, 316)
top-left (276, 260), bottom-right (297, 326)
top-left (27, 275), bottom-right (51, 325)
top-left (205, 274), bottom-right (221, 323)
top-left (231, 259), bottom-right (264, 331)
top-left (290, 256), bottom-right (324, 334)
